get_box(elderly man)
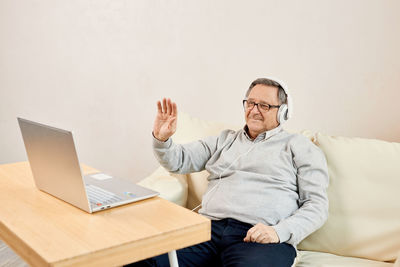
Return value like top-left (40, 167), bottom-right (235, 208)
top-left (130, 78), bottom-right (329, 267)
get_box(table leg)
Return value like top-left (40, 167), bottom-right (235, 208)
top-left (168, 250), bottom-right (179, 267)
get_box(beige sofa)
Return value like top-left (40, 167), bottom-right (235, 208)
top-left (140, 112), bottom-right (400, 266)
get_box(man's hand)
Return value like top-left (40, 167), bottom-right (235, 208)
top-left (153, 98), bottom-right (178, 142)
top-left (243, 223), bottom-right (280, 244)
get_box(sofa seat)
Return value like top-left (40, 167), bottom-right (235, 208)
top-left (296, 251), bottom-right (394, 267)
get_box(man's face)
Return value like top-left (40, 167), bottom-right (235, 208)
top-left (244, 84), bottom-right (280, 139)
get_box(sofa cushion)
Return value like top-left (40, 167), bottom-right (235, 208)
top-left (297, 133), bottom-right (400, 262)
top-left (296, 250), bottom-right (394, 267)
top-left (138, 166), bottom-right (188, 207)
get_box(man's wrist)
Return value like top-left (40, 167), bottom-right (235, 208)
top-left (152, 132), bottom-right (168, 142)
top-left (272, 222), bottom-right (291, 243)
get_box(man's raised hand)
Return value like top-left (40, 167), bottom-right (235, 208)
top-left (153, 98), bottom-right (178, 142)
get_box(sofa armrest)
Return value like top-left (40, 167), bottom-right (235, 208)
top-left (138, 166), bottom-right (188, 207)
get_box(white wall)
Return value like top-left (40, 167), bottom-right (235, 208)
top-left (1, 0), bottom-right (399, 182)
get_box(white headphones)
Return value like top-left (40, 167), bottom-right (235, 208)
top-left (264, 77), bottom-right (293, 124)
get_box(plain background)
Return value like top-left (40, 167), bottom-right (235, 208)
top-left (1, 0), bottom-right (399, 182)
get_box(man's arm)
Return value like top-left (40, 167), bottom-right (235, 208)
top-left (272, 135), bottom-right (329, 246)
top-left (153, 134), bottom-right (219, 174)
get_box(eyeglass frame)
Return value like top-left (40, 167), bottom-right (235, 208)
top-left (242, 99), bottom-right (281, 112)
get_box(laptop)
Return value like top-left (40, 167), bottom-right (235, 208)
top-left (17, 117), bottom-right (159, 213)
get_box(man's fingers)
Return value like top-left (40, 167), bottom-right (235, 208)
top-left (166, 98), bottom-right (172, 115)
top-left (244, 227), bottom-right (257, 242)
top-left (255, 233), bottom-right (268, 243)
top-left (162, 98), bottom-right (167, 114)
top-left (243, 231), bottom-right (251, 242)
top-left (244, 228), bottom-right (253, 242)
top-left (158, 98), bottom-right (177, 117)
top-left (172, 102), bottom-right (177, 117)
top-left (157, 101), bottom-right (162, 114)
top-left (251, 231), bottom-right (262, 242)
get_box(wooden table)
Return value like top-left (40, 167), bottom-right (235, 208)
top-left (0, 162), bottom-right (210, 266)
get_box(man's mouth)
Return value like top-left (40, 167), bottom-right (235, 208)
top-left (250, 118), bottom-right (263, 121)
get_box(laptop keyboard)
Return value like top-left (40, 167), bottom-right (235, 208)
top-left (85, 184), bottom-right (123, 207)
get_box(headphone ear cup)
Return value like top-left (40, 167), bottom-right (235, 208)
top-left (277, 104), bottom-right (288, 124)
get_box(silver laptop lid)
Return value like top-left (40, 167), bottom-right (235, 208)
top-left (18, 118), bottom-right (91, 212)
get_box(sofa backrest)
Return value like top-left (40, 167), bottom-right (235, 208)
top-left (297, 133), bottom-right (400, 262)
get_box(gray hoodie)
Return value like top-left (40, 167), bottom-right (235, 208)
top-left (152, 125), bottom-right (329, 246)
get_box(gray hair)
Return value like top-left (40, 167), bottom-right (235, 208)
top-left (245, 78), bottom-right (287, 105)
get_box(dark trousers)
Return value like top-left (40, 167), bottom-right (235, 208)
top-left (126, 218), bottom-right (296, 267)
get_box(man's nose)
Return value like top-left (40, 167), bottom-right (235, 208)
top-left (249, 104), bottom-right (261, 114)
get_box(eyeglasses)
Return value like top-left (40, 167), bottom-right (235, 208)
top-left (242, 100), bottom-right (281, 112)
